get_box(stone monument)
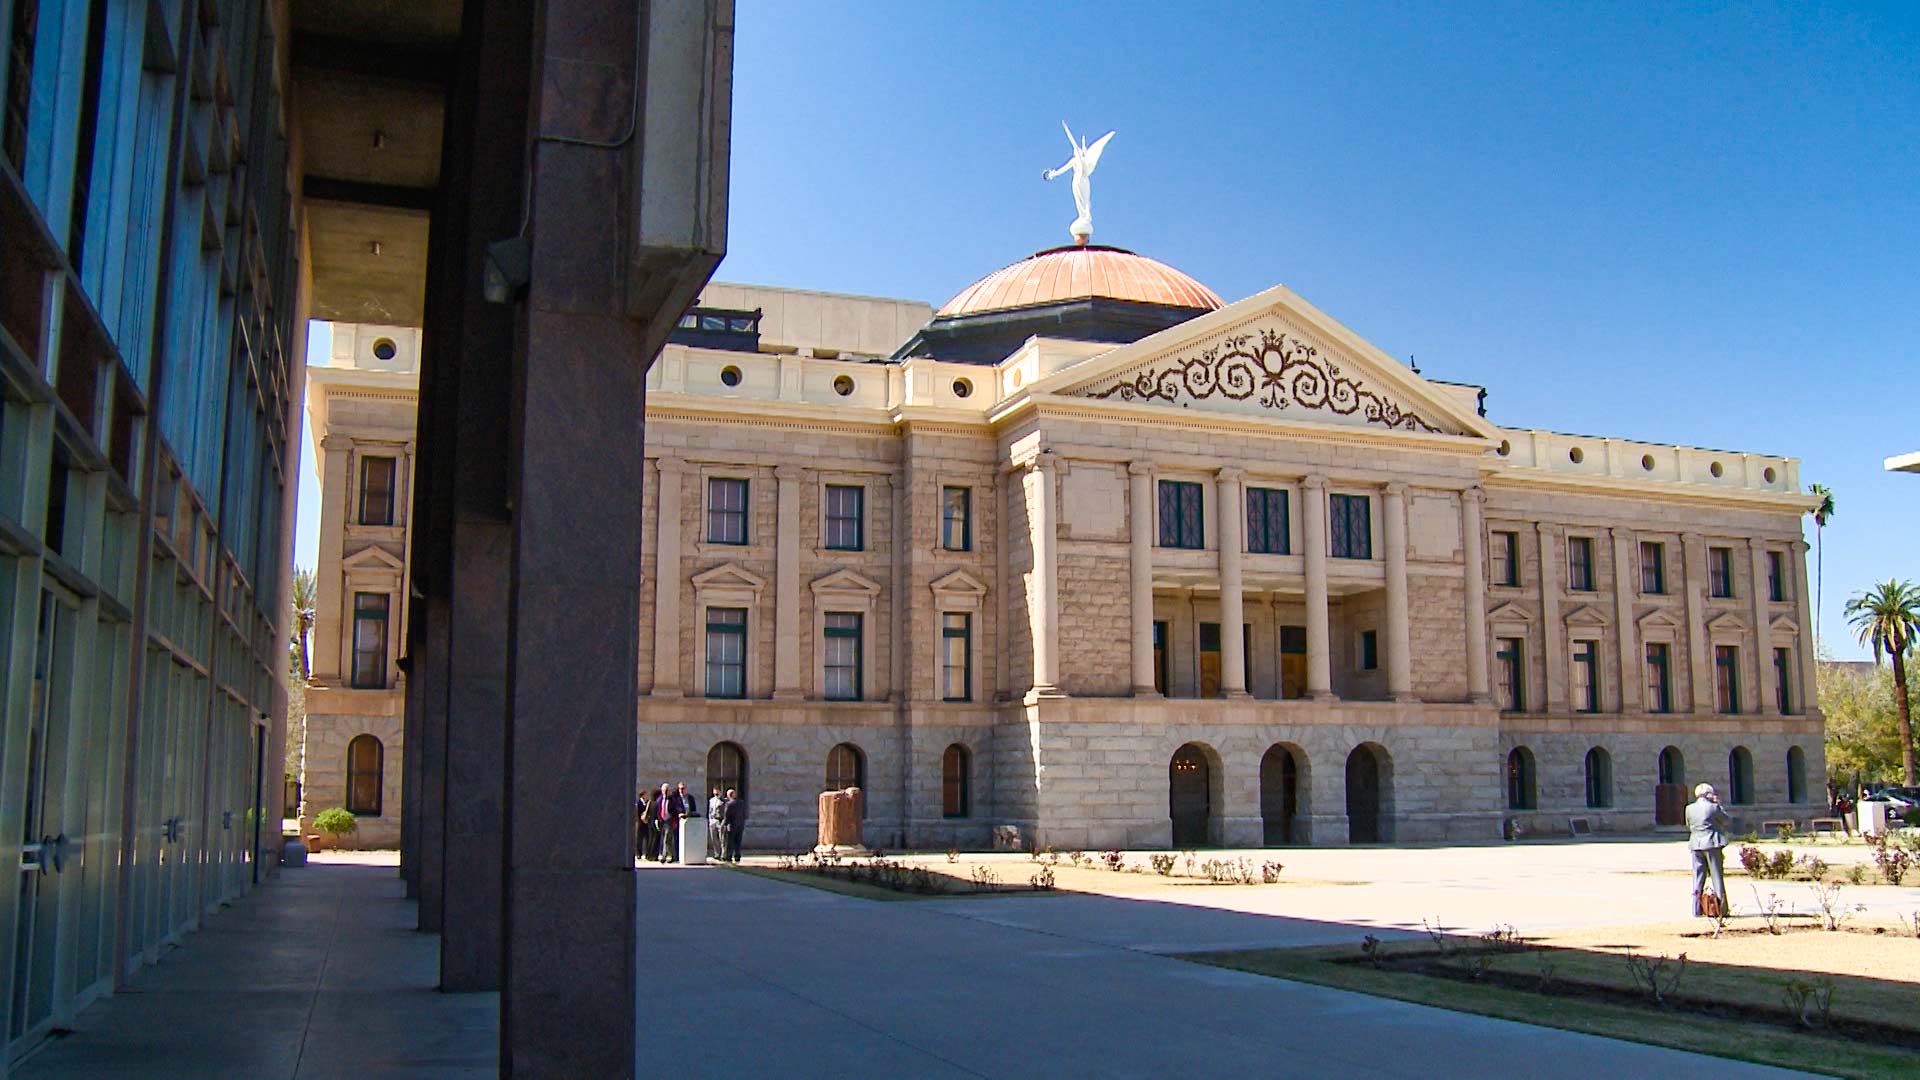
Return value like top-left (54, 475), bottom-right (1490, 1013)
top-left (815, 787), bottom-right (869, 856)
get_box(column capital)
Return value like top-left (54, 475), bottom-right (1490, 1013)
top-left (1128, 460), bottom-right (1156, 477)
top-left (1301, 473), bottom-right (1328, 491)
top-left (1463, 484), bottom-right (1486, 506)
top-left (1791, 539), bottom-right (1809, 555)
top-left (1384, 481), bottom-right (1409, 498)
top-left (1215, 466), bottom-right (1246, 484)
top-left (1747, 535), bottom-right (1767, 553)
top-left (1028, 449), bottom-right (1059, 475)
top-left (320, 434), bottom-right (352, 451)
top-left (773, 463), bottom-right (805, 483)
top-left (1681, 531), bottom-right (1705, 545)
top-left (655, 456), bottom-right (693, 476)
top-left (1608, 524), bottom-right (1636, 541)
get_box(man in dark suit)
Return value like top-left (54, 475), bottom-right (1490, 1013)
top-left (657, 782), bottom-right (680, 862)
top-left (721, 788), bottom-right (746, 862)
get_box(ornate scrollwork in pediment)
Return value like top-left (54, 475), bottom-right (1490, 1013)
top-left (1083, 327), bottom-right (1440, 432)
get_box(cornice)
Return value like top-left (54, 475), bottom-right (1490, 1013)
top-left (1484, 468), bottom-right (1819, 513)
top-left (990, 393), bottom-right (1495, 455)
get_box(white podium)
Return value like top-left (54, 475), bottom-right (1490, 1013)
top-left (679, 818), bottom-right (708, 864)
top-left (1861, 799), bottom-right (1890, 836)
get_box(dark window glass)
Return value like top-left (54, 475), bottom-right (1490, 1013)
top-left (1491, 531), bottom-right (1519, 586)
top-left (1496, 637), bottom-right (1525, 712)
top-left (1152, 620), bottom-right (1168, 695)
top-left (1715, 644), bottom-right (1740, 713)
top-left (827, 743), bottom-right (866, 816)
top-left (941, 486), bottom-right (971, 551)
top-left (1767, 551), bottom-right (1786, 602)
top-left (707, 477), bottom-right (748, 544)
top-left (1787, 746), bottom-right (1807, 804)
top-left (1573, 639), bottom-right (1599, 712)
top-left (66, 0), bottom-right (107, 263)
top-left (1584, 748), bottom-right (1613, 808)
top-left (1646, 642), bottom-right (1672, 713)
top-left (4, 0), bottom-right (39, 171)
top-left (346, 735), bottom-right (383, 816)
top-left (1659, 746), bottom-right (1684, 786)
top-left (1729, 746), bottom-right (1754, 805)
top-left (1507, 748), bottom-right (1536, 810)
top-left (704, 608), bottom-right (747, 698)
top-left (1709, 546), bottom-right (1734, 598)
top-left (1246, 487), bottom-right (1289, 554)
top-left (1568, 537), bottom-right (1595, 592)
top-left (1640, 541), bottom-right (1665, 594)
top-left (1360, 629), bottom-right (1378, 671)
top-left (706, 742), bottom-right (747, 801)
top-left (359, 456), bottom-right (396, 526)
top-left (1157, 480), bottom-right (1203, 549)
top-left (941, 612), bottom-right (971, 701)
top-left (350, 593), bottom-right (389, 689)
top-left (1774, 647), bottom-right (1792, 713)
top-left (824, 612), bottom-right (862, 700)
top-left (1329, 494), bottom-right (1371, 559)
top-left (942, 744), bottom-right (970, 818)
top-left (826, 485), bottom-right (864, 550)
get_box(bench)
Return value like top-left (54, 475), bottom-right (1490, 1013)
top-left (1759, 819), bottom-right (1798, 837)
top-left (1808, 817), bottom-right (1846, 835)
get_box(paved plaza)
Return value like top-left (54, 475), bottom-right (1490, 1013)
top-left (16, 841), bottom-right (1850, 1078)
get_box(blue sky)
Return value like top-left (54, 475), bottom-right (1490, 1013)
top-left (297, 1), bottom-right (1918, 659)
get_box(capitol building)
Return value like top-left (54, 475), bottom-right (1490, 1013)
top-left (632, 239), bottom-right (1823, 852)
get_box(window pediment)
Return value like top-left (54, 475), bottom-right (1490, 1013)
top-left (810, 568), bottom-right (882, 597)
top-left (1564, 603), bottom-right (1611, 629)
top-left (1769, 613), bottom-right (1801, 639)
top-left (1488, 601), bottom-right (1532, 626)
top-left (1706, 611), bottom-right (1750, 635)
top-left (342, 546), bottom-right (406, 572)
top-left (692, 562), bottom-right (767, 606)
top-left (930, 568), bottom-right (988, 597)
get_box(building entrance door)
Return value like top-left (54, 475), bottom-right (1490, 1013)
top-left (1346, 746), bottom-right (1382, 844)
top-left (1197, 623), bottom-right (1221, 699)
top-left (10, 590), bottom-right (78, 1047)
top-left (1169, 744), bottom-right (1210, 847)
top-left (1260, 745), bottom-right (1298, 845)
top-left (1279, 625), bottom-right (1306, 699)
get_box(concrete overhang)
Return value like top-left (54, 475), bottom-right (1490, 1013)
top-left (1887, 451), bottom-right (1920, 474)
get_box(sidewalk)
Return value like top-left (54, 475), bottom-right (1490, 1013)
top-left (14, 856), bottom-right (494, 1079)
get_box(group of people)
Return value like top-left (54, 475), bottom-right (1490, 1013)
top-left (637, 782), bottom-right (746, 863)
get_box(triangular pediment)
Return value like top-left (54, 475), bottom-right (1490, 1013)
top-left (810, 568), bottom-right (882, 596)
top-left (1769, 613), bottom-right (1801, 637)
top-left (1706, 611), bottom-right (1750, 634)
top-left (1638, 608), bottom-right (1684, 632)
top-left (342, 546), bottom-right (406, 571)
top-left (1564, 603), bottom-right (1611, 628)
top-left (691, 562), bottom-right (766, 593)
top-left (1032, 284), bottom-right (1499, 441)
top-left (930, 568), bottom-right (988, 597)
top-left (1487, 601), bottom-right (1532, 625)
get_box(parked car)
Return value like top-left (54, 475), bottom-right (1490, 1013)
top-left (1860, 791), bottom-right (1913, 822)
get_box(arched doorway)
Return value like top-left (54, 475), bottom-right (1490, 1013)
top-left (1260, 744), bottom-right (1303, 845)
top-left (1506, 746), bottom-right (1537, 810)
top-left (1169, 744), bottom-right (1212, 847)
top-left (1728, 746), bottom-right (1754, 806)
top-left (1787, 746), bottom-right (1807, 804)
top-left (706, 741), bottom-right (747, 802)
top-left (1654, 745), bottom-right (1686, 825)
top-left (1346, 744), bottom-right (1390, 844)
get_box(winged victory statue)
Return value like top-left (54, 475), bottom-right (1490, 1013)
top-left (1042, 122), bottom-right (1115, 244)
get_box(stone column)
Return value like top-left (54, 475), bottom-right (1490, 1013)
top-left (773, 464), bottom-right (804, 699)
top-left (1749, 538), bottom-right (1775, 715)
top-left (1129, 462), bottom-right (1158, 696)
top-left (1536, 523), bottom-right (1565, 713)
top-left (1217, 467), bottom-right (1251, 698)
top-left (1792, 539), bottom-right (1816, 715)
top-left (1611, 526), bottom-right (1640, 712)
top-left (1382, 482), bottom-right (1414, 702)
top-left (1301, 474), bottom-right (1335, 701)
top-left (1460, 487), bottom-right (1491, 703)
top-left (1029, 452), bottom-right (1062, 695)
top-left (1682, 533), bottom-right (1712, 712)
top-left (649, 459), bottom-right (687, 695)
top-left (312, 435), bottom-right (351, 683)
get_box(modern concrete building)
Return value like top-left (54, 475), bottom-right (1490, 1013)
top-left (300, 323), bottom-right (419, 848)
top-left (636, 245), bottom-right (1826, 852)
top-left (1888, 451), bottom-right (1920, 475)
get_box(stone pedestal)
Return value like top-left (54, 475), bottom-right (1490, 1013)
top-left (678, 818), bottom-right (708, 865)
top-left (815, 788), bottom-right (869, 855)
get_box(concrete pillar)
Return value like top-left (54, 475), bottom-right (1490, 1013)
top-left (650, 459), bottom-right (687, 696)
top-left (1536, 523), bottom-right (1565, 713)
top-left (1301, 474), bottom-right (1335, 701)
top-left (414, 599), bottom-right (452, 933)
top-left (1382, 482), bottom-right (1414, 702)
top-left (1128, 461), bottom-right (1157, 696)
top-left (1029, 452), bottom-right (1061, 695)
top-left (773, 464), bottom-right (804, 699)
top-left (1216, 467), bottom-right (1250, 698)
top-left (1682, 533), bottom-right (1712, 712)
top-left (1461, 487), bottom-right (1491, 703)
top-left (1792, 539), bottom-right (1815, 714)
top-left (1611, 526), bottom-right (1640, 712)
top-left (1750, 538), bottom-right (1776, 715)
top-left (312, 436), bottom-right (350, 683)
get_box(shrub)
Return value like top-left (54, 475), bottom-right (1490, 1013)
top-left (1738, 845), bottom-right (1767, 877)
top-left (1768, 850), bottom-right (1795, 879)
top-left (1847, 863), bottom-right (1868, 885)
top-left (1781, 977), bottom-right (1835, 1028)
top-left (312, 808), bottom-right (356, 841)
top-left (1149, 853), bottom-right (1177, 876)
top-left (1865, 830), bottom-right (1914, 885)
top-left (969, 864), bottom-right (999, 889)
top-left (1622, 951), bottom-right (1689, 1006)
top-left (1101, 850), bottom-right (1126, 872)
top-left (1796, 854), bottom-right (1829, 882)
top-left (1360, 934), bottom-right (1385, 969)
top-left (1260, 860), bottom-right (1284, 884)
top-left (1029, 864), bottom-right (1056, 891)
top-left (1774, 822), bottom-right (1797, 844)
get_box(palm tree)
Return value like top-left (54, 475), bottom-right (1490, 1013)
top-left (1845, 580), bottom-right (1920, 785)
top-left (291, 568), bottom-right (317, 681)
top-left (1809, 483), bottom-right (1834, 648)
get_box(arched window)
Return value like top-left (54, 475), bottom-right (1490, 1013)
top-left (346, 735), bottom-right (383, 816)
top-left (827, 743), bottom-right (866, 817)
top-left (1584, 747), bottom-right (1613, 809)
top-left (1506, 747), bottom-right (1537, 810)
top-left (706, 742), bottom-right (747, 802)
top-left (1786, 746), bottom-right (1807, 804)
top-left (1658, 746), bottom-right (1684, 787)
top-left (942, 744), bottom-right (970, 819)
top-left (1729, 746), bottom-right (1755, 805)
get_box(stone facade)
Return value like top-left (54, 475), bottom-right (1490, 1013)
top-left (633, 278), bottom-right (1826, 853)
top-left (300, 324), bottom-right (419, 848)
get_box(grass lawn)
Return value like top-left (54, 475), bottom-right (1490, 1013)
top-left (1188, 923), bottom-right (1920, 1079)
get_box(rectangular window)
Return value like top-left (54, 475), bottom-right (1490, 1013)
top-left (941, 486), bottom-right (972, 551)
top-left (1491, 531), bottom-right (1519, 587)
top-left (1157, 480), bottom-right (1204, 549)
top-left (1359, 629), bottom-right (1379, 671)
top-left (1329, 493), bottom-right (1372, 559)
top-left (1640, 541), bottom-right (1666, 595)
top-left (1198, 621), bottom-right (1221, 698)
top-left (1572, 639), bottom-right (1599, 712)
top-left (941, 612), bottom-right (971, 702)
top-left (1645, 642), bottom-right (1672, 713)
top-left (1567, 536), bottom-right (1595, 592)
top-left (1774, 647), bottom-right (1792, 713)
top-left (1496, 637), bottom-right (1525, 712)
top-left (1153, 620), bottom-right (1169, 695)
top-left (825, 485), bottom-right (865, 550)
top-left (707, 477), bottom-right (748, 544)
top-left (1767, 550), bottom-right (1786, 602)
top-left (1715, 644), bottom-right (1740, 713)
top-left (704, 608), bottom-right (747, 698)
top-left (1243, 622), bottom-right (1253, 692)
top-left (824, 612), bottom-right (863, 700)
top-left (1279, 625), bottom-right (1306, 700)
top-left (350, 592), bottom-right (389, 689)
top-left (358, 456), bottom-right (396, 526)
top-left (1245, 487), bottom-right (1290, 555)
top-left (1709, 546), bottom-right (1734, 598)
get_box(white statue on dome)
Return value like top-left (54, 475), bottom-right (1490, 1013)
top-left (1042, 122), bottom-right (1114, 245)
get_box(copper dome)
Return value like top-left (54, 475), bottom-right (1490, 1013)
top-left (936, 244), bottom-right (1223, 318)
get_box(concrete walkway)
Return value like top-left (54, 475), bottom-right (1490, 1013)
top-left (16, 851), bottom-right (1816, 1078)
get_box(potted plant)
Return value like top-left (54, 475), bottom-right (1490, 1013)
top-left (312, 807), bottom-right (357, 851)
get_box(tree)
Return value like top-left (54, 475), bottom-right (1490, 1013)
top-left (1808, 483), bottom-right (1834, 647)
top-left (1821, 659), bottom-right (1907, 785)
top-left (1845, 580), bottom-right (1920, 785)
top-left (291, 567), bottom-right (316, 681)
